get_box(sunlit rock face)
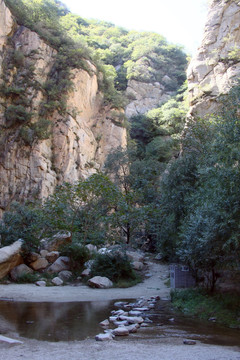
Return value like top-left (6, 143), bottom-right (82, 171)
top-left (0, 2), bottom-right (127, 215)
top-left (125, 78), bottom-right (173, 119)
top-left (187, 0), bottom-right (240, 118)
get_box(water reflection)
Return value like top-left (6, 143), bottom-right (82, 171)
top-left (0, 300), bottom-right (114, 341)
top-left (0, 300), bottom-right (239, 346)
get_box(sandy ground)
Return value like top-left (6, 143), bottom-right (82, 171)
top-left (0, 261), bottom-right (239, 360)
top-left (0, 262), bottom-right (170, 302)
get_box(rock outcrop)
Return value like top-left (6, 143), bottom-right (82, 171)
top-left (188, 0), bottom-right (240, 118)
top-left (125, 78), bottom-right (173, 118)
top-left (0, 1), bottom-right (127, 215)
top-left (0, 240), bottom-right (23, 279)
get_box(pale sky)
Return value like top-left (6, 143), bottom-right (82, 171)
top-left (61, 0), bottom-right (208, 55)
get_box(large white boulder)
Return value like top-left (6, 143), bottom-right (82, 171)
top-left (88, 276), bottom-right (113, 289)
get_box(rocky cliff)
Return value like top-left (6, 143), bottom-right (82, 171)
top-left (188, 0), bottom-right (240, 118)
top-left (0, 0), bottom-right (126, 215)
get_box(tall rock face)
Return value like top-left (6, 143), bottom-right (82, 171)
top-left (0, 1), bottom-right (126, 215)
top-left (125, 78), bottom-right (173, 119)
top-left (188, 0), bottom-right (240, 118)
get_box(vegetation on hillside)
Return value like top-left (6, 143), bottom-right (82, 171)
top-left (4, 0), bottom-right (187, 106)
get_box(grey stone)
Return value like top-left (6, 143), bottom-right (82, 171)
top-left (95, 333), bottom-right (113, 341)
top-left (35, 280), bottom-right (46, 287)
top-left (129, 310), bottom-right (142, 316)
top-left (58, 270), bottom-right (72, 282)
top-left (0, 335), bottom-right (23, 345)
top-left (10, 264), bottom-right (33, 281)
top-left (112, 326), bottom-right (129, 336)
top-left (85, 244), bottom-right (97, 253)
top-left (183, 339), bottom-right (196, 345)
top-left (40, 250), bottom-right (48, 258)
top-left (81, 268), bottom-right (91, 277)
top-left (100, 319), bottom-right (110, 327)
top-left (52, 276), bottom-right (63, 286)
top-left (84, 259), bottom-right (95, 269)
top-left (132, 261), bottom-right (144, 271)
top-left (40, 231), bottom-right (72, 252)
top-left (113, 320), bottom-right (129, 326)
top-left (126, 324), bottom-right (139, 333)
top-left (46, 251), bottom-right (59, 263)
top-left (88, 276), bottom-right (113, 289)
top-left (47, 256), bottom-right (70, 273)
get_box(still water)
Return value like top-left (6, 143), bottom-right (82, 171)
top-left (0, 299), bottom-right (239, 345)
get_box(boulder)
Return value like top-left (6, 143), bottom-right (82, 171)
top-left (113, 320), bottom-right (129, 326)
top-left (46, 251), bottom-right (59, 263)
top-left (112, 326), bottom-right (129, 336)
top-left (10, 264), bottom-right (33, 281)
top-left (0, 335), bottom-right (23, 345)
top-left (28, 252), bottom-right (40, 263)
top-left (119, 315), bottom-right (144, 324)
top-left (132, 261), bottom-right (144, 271)
top-left (129, 310), bottom-right (142, 316)
top-left (81, 268), bottom-right (91, 277)
top-left (30, 257), bottom-right (49, 271)
top-left (126, 251), bottom-right (144, 263)
top-left (85, 244), bottom-right (97, 254)
top-left (47, 256), bottom-right (70, 273)
top-left (35, 280), bottom-right (46, 287)
top-left (95, 333), bottom-right (113, 341)
top-left (0, 240), bottom-right (23, 279)
top-left (100, 319), bottom-right (110, 327)
top-left (183, 339), bottom-right (196, 345)
top-left (126, 324), bottom-right (139, 333)
top-left (84, 259), bottom-right (95, 269)
top-left (88, 276), bottom-right (113, 289)
top-left (58, 270), bottom-right (72, 282)
top-left (40, 250), bottom-right (49, 258)
top-left (40, 231), bottom-right (72, 252)
top-left (52, 277), bottom-right (63, 286)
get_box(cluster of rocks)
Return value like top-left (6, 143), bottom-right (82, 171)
top-left (0, 232), bottom-right (73, 286)
top-left (0, 233), bottom-right (147, 287)
top-left (95, 296), bottom-right (159, 341)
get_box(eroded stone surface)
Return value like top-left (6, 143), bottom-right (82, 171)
top-left (0, 240), bottom-right (23, 279)
top-left (88, 276), bottom-right (113, 289)
top-left (0, 4), bottom-right (127, 215)
top-left (188, 0), bottom-right (240, 118)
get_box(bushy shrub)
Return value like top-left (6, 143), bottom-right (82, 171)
top-left (5, 105), bottom-right (32, 127)
top-left (61, 243), bottom-right (91, 272)
top-left (91, 251), bottom-right (137, 283)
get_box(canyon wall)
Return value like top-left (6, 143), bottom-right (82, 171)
top-left (188, 0), bottom-right (240, 118)
top-left (0, 0), bottom-right (126, 214)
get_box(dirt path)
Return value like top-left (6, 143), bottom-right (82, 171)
top-left (0, 261), bottom-right (170, 302)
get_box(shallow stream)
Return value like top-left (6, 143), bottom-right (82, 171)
top-left (0, 299), bottom-right (239, 346)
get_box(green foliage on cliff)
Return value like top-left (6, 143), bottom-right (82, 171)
top-left (4, 0), bottom-right (187, 108)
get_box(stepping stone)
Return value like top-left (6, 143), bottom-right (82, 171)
top-left (183, 339), bottom-right (196, 345)
top-left (0, 335), bottom-right (23, 345)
